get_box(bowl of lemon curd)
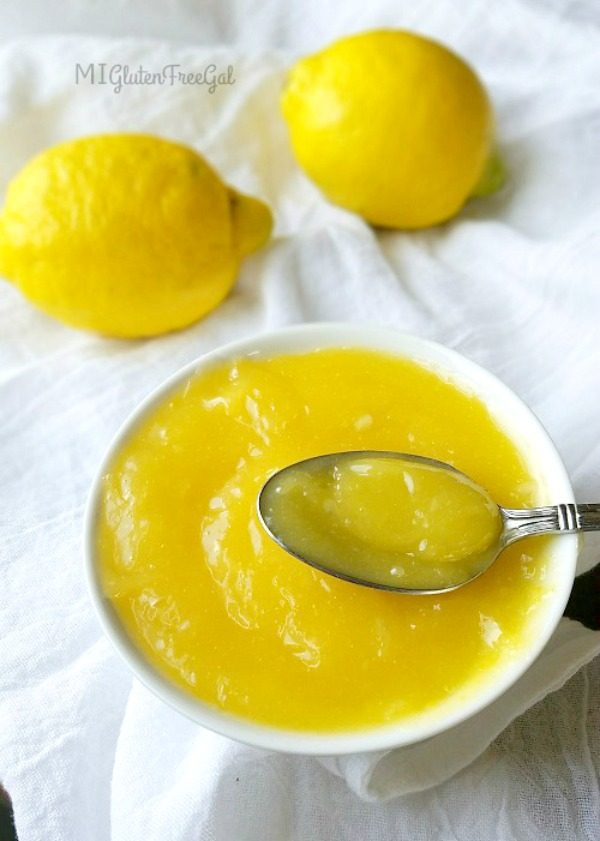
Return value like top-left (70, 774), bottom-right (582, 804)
top-left (85, 324), bottom-right (577, 754)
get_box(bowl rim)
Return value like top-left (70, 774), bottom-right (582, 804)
top-left (84, 322), bottom-right (577, 755)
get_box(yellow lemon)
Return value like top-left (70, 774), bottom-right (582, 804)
top-left (281, 30), bottom-right (504, 229)
top-left (0, 134), bottom-right (272, 337)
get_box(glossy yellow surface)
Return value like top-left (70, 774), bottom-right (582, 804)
top-left (98, 349), bottom-right (551, 731)
top-left (260, 455), bottom-right (503, 590)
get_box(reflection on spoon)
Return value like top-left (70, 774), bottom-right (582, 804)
top-left (257, 451), bottom-right (600, 594)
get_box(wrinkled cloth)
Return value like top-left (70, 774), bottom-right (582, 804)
top-left (1, 2), bottom-right (600, 838)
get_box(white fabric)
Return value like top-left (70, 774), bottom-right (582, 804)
top-left (1, 2), bottom-right (600, 838)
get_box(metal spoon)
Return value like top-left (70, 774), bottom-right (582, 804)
top-left (257, 451), bottom-right (600, 595)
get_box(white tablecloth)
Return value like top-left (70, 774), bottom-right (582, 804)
top-left (1, 2), bottom-right (600, 839)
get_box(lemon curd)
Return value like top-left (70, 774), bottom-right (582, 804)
top-left (260, 455), bottom-right (503, 590)
top-left (98, 348), bottom-right (551, 732)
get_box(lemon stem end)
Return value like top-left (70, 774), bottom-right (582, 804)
top-left (470, 149), bottom-right (506, 199)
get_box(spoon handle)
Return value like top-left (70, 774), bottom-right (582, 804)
top-left (502, 503), bottom-right (600, 545)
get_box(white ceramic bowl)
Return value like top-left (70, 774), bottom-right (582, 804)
top-left (84, 323), bottom-right (577, 755)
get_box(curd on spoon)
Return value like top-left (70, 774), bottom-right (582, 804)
top-left (259, 452), bottom-right (503, 592)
